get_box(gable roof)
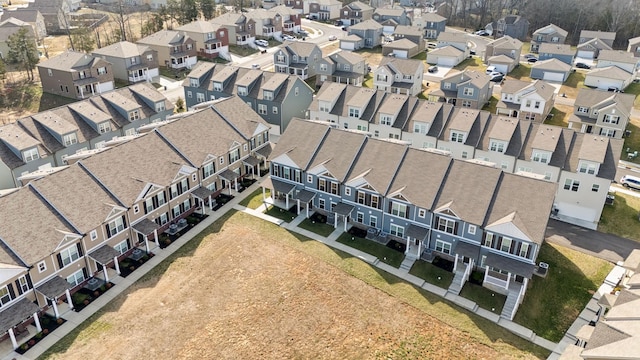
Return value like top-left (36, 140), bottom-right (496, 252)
top-left (428, 45), bottom-right (463, 57)
top-left (421, 12), bottom-right (446, 22)
top-left (379, 57), bottom-right (423, 75)
top-left (374, 8), bottom-right (405, 17)
top-left (268, 118), bottom-right (329, 169)
top-left (538, 43), bottom-right (574, 56)
top-left (37, 50), bottom-right (105, 71)
top-left (344, 1), bottom-right (373, 11)
top-left (384, 38), bottom-right (418, 50)
top-left (393, 25), bottom-right (422, 37)
top-left (346, 138), bottom-right (407, 195)
top-left (329, 50), bottom-right (365, 65)
top-left (598, 50), bottom-right (638, 64)
top-left (532, 23), bottom-right (568, 38)
top-left (176, 20), bottom-right (221, 33)
top-left (137, 30), bottom-right (191, 47)
top-left (0, 9), bottom-right (42, 24)
top-left (308, 127), bottom-right (367, 181)
top-left (92, 41), bottom-right (153, 58)
top-left (443, 70), bottom-right (490, 88)
top-left (587, 66), bottom-right (633, 80)
top-left (437, 31), bottom-right (468, 43)
top-left (577, 37), bottom-right (613, 51)
top-left (580, 30), bottom-right (616, 41)
top-left (531, 58), bottom-right (571, 72)
top-left (282, 41), bottom-right (320, 58)
top-left (350, 19), bottom-right (383, 31)
top-left (488, 35), bottom-right (523, 50)
top-left (574, 88), bottom-right (635, 115)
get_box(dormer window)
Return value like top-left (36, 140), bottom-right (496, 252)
top-left (489, 139), bottom-right (506, 153)
top-left (380, 114), bottom-right (393, 126)
top-left (155, 101), bottom-right (166, 112)
top-left (578, 161), bottom-right (598, 175)
top-left (319, 101), bottom-right (331, 112)
top-left (263, 90), bottom-right (273, 100)
top-left (413, 122), bottom-right (428, 134)
top-left (603, 114), bottom-right (620, 124)
top-left (577, 106), bottom-right (589, 114)
top-left (129, 110), bottom-right (140, 122)
top-left (348, 107), bottom-right (360, 118)
top-left (450, 130), bottom-right (465, 143)
top-left (23, 148), bottom-right (39, 162)
top-left (238, 86), bottom-right (248, 96)
top-left (189, 78), bottom-right (199, 87)
top-left (98, 122), bottom-right (111, 134)
top-left (63, 133), bottom-right (78, 146)
top-left (213, 82), bottom-right (223, 91)
top-left (131, 57), bottom-right (138, 65)
top-left (532, 150), bottom-right (550, 164)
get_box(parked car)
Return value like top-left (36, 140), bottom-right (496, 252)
top-left (428, 65), bottom-right (438, 73)
top-left (607, 87), bottom-right (623, 93)
top-left (485, 66), bottom-right (496, 75)
top-left (469, 49), bottom-right (477, 55)
top-left (620, 175), bottom-right (640, 190)
top-left (524, 54), bottom-right (537, 60)
top-left (575, 62), bottom-right (591, 69)
top-left (342, 26), bottom-right (348, 31)
top-left (490, 74), bottom-right (504, 83)
top-left (475, 30), bottom-right (489, 36)
top-left (255, 39), bottom-right (269, 47)
top-left (283, 34), bottom-right (297, 41)
top-left (334, 21), bottom-right (342, 26)
top-left (252, 64), bottom-right (260, 69)
top-left (427, 42), bottom-right (437, 49)
top-left (487, 71), bottom-right (502, 78)
top-left (328, 35), bottom-right (337, 41)
top-left (527, 57), bottom-right (538, 63)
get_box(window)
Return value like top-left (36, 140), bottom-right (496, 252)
top-left (519, 243), bottom-right (530, 258)
top-left (443, 82), bottom-right (451, 89)
top-left (23, 148), bottom-right (39, 162)
top-left (461, 151), bottom-right (468, 159)
top-left (17, 276), bottom-right (29, 293)
top-left (263, 90), bottom-right (273, 100)
top-left (318, 198), bottom-right (325, 210)
top-left (196, 93), bottom-right (205, 103)
top-left (380, 114), bottom-right (392, 125)
top-left (468, 225), bottom-right (476, 235)
top-left (450, 131), bottom-right (465, 143)
top-left (461, 100), bottom-right (472, 108)
top-left (47, 69), bottom-right (53, 76)
top-left (229, 148), bottom-right (240, 163)
top-left (390, 224), bottom-right (404, 237)
top-left (98, 122), bottom-right (110, 134)
top-left (371, 195), bottom-right (379, 209)
top-left (220, 157), bottom-right (224, 164)
top-left (186, 44), bottom-right (193, 50)
top-left (603, 114), bottom-right (620, 124)
top-left (63, 133), bottom-right (78, 146)
top-left (213, 82), bottom-right (223, 91)
top-left (578, 162), bottom-right (597, 175)
top-left (345, 187), bottom-right (351, 196)
top-left (592, 184), bottom-right (600, 192)
top-left (356, 212), bottom-right (364, 223)
top-left (369, 215), bottom-right (378, 228)
top-left (147, 54), bottom-right (153, 61)
top-left (501, 237), bottom-right (512, 252)
top-left (525, 99), bottom-right (531, 108)
top-left (437, 217), bottom-right (456, 234)
top-left (318, 178), bottom-right (326, 192)
top-left (319, 101), bottom-right (331, 112)
top-left (577, 106), bottom-right (589, 114)
top-left (349, 107), bottom-right (360, 118)
top-left (532, 151), bottom-right (550, 164)
top-left (106, 216), bottom-right (126, 238)
top-left (237, 86), bottom-right (248, 96)
top-left (0, 286), bottom-right (11, 306)
top-left (320, 64), bottom-right (327, 71)
top-left (133, 204), bottom-right (140, 214)
top-left (155, 102), bottom-right (166, 112)
top-left (38, 261), bottom-right (46, 273)
top-left (489, 140), bottom-right (505, 153)
top-left (114, 239), bottom-right (129, 255)
top-left (60, 245), bottom-right (80, 267)
top-left (390, 202), bottom-right (407, 218)
top-left (600, 128), bottom-right (616, 137)
top-left (435, 240), bottom-right (451, 254)
top-left (307, 174), bottom-right (313, 183)
top-left (462, 87), bottom-right (474, 96)
top-left (97, 67), bottom-right (107, 75)
top-left (418, 208), bottom-right (426, 218)
top-left (330, 182), bottom-right (339, 195)
top-left (90, 230), bottom-right (98, 241)
top-left (484, 233), bottom-right (494, 248)
top-left (258, 104), bottom-right (267, 115)
top-left (272, 106), bottom-right (278, 114)
top-left (187, 90), bottom-right (193, 98)
top-left (413, 122), bottom-right (428, 134)
top-left (563, 178), bottom-right (580, 192)
top-left (534, 101), bottom-right (540, 109)
top-left (66, 269), bottom-right (85, 287)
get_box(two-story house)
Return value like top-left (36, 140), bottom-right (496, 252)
top-left (315, 50), bottom-right (367, 88)
top-left (382, 25), bottom-right (425, 58)
top-left (419, 12), bottom-right (446, 39)
top-left (246, 9), bottom-right (283, 39)
top-left (37, 51), bottom-right (114, 100)
top-left (347, 19), bottom-right (383, 48)
top-left (339, 1), bottom-right (374, 26)
top-left (435, 31), bottom-right (470, 53)
top-left (309, 83), bottom-right (385, 130)
top-left (27, 0), bottom-right (72, 34)
top-left (273, 41), bottom-right (322, 80)
top-left (270, 5), bottom-right (302, 34)
top-left (308, 0), bottom-right (342, 21)
top-left (372, 8), bottom-right (412, 27)
top-left (496, 79), bottom-right (555, 121)
top-left (0, 17), bottom-right (38, 62)
top-left (483, 36), bottom-right (522, 74)
top-left (374, 57), bottom-right (424, 96)
top-left (92, 41), bottom-right (159, 84)
top-left (530, 23), bottom-right (568, 53)
top-left (283, 0), bottom-right (306, 15)
top-left (538, 43), bottom-right (575, 65)
top-left (578, 30), bottom-right (616, 59)
top-left (210, 12), bottom-right (256, 46)
top-left (429, 70), bottom-right (493, 109)
top-left (627, 36), bottom-right (640, 58)
top-left (567, 88), bottom-right (635, 139)
top-left (176, 20), bottom-right (230, 60)
top-left (183, 62), bottom-right (313, 134)
top-left (137, 30), bottom-right (197, 69)
top-left (596, 50), bottom-right (638, 74)
top-left (491, 15), bottom-right (529, 41)
top-left (0, 9), bottom-right (47, 42)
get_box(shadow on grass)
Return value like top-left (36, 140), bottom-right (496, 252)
top-left (546, 106), bottom-right (569, 127)
top-left (513, 243), bottom-right (611, 342)
top-left (599, 192), bottom-right (640, 242)
top-left (623, 121), bottom-right (640, 165)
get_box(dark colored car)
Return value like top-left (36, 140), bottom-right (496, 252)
top-left (490, 75), bottom-right (504, 83)
top-left (527, 58), bottom-right (538, 63)
top-left (428, 65), bottom-right (438, 73)
top-left (575, 62), bottom-right (591, 69)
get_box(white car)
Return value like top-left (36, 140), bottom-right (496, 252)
top-left (328, 35), bottom-right (337, 41)
top-left (255, 39), bottom-right (269, 47)
top-left (283, 34), bottom-right (296, 41)
top-left (487, 71), bottom-right (503, 78)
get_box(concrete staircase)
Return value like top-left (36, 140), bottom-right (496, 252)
top-left (501, 289), bottom-right (520, 320)
top-left (448, 270), bottom-right (465, 295)
top-left (399, 257), bottom-right (416, 271)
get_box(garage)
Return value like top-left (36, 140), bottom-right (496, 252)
top-left (490, 63), bottom-right (509, 74)
top-left (98, 81), bottom-right (114, 93)
top-left (555, 202), bottom-right (598, 228)
top-left (577, 50), bottom-right (594, 59)
top-left (436, 57), bottom-right (457, 66)
top-left (340, 41), bottom-right (356, 51)
top-left (543, 71), bottom-right (566, 82)
top-left (392, 49), bottom-right (408, 58)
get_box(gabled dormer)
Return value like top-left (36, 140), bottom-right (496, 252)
top-left (99, 91), bottom-right (143, 123)
top-left (31, 112), bottom-right (79, 147)
top-left (0, 124), bottom-right (42, 163)
top-left (275, 49), bottom-right (288, 64)
top-left (433, 204), bottom-right (460, 236)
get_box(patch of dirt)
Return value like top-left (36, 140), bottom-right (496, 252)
top-left (44, 213), bottom-right (539, 360)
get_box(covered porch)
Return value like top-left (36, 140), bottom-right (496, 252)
top-left (242, 155), bottom-right (262, 180)
top-left (191, 186), bottom-right (217, 215)
top-left (483, 252), bottom-right (533, 295)
top-left (132, 218), bottom-right (161, 251)
top-left (404, 224), bottom-right (428, 259)
top-left (293, 189), bottom-right (315, 218)
top-left (254, 144), bottom-right (272, 177)
top-left (0, 299), bottom-right (41, 351)
top-left (219, 168), bottom-right (241, 195)
top-left (88, 245), bottom-right (121, 283)
top-left (261, 177), bottom-right (296, 210)
top-left (36, 276), bottom-right (73, 319)
top-left (329, 203), bottom-right (354, 232)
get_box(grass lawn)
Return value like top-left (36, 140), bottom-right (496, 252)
top-left (40, 212), bottom-right (549, 359)
top-left (508, 64), bottom-right (532, 81)
top-left (298, 217), bottom-right (336, 237)
top-left (304, 75), bottom-right (317, 90)
top-left (459, 283), bottom-right (506, 315)
top-left (409, 260), bottom-right (454, 287)
top-left (625, 82), bottom-right (640, 108)
top-left (363, 73), bottom-right (373, 88)
top-left (624, 118), bottom-right (640, 164)
top-left (336, 233), bottom-right (404, 267)
top-left (159, 67), bottom-right (189, 80)
top-left (513, 242), bottom-right (612, 342)
top-left (1, 80), bottom-right (77, 124)
top-left (229, 44), bottom-right (259, 57)
top-left (598, 191), bottom-right (640, 242)
top-left (264, 205), bottom-right (295, 223)
top-left (412, 51), bottom-right (426, 61)
top-left (545, 104), bottom-right (573, 127)
top-left (559, 71), bottom-right (587, 98)
top-left (454, 57), bottom-right (484, 72)
top-left (482, 96), bottom-right (498, 114)
top-left (238, 188), bottom-right (269, 209)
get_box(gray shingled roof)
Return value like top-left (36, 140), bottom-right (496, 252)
top-left (533, 23), bottom-right (568, 38)
top-left (307, 128), bottom-right (367, 182)
top-left (539, 43), bottom-right (574, 56)
top-left (92, 41), bottom-right (152, 58)
top-left (268, 118), bottom-right (329, 169)
top-left (346, 138), bottom-right (407, 195)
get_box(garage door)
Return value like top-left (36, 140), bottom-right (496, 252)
top-left (586, 76), bottom-right (622, 90)
top-left (492, 63), bottom-right (509, 73)
top-left (393, 49), bottom-right (408, 59)
top-left (98, 81), bottom-right (114, 93)
top-left (438, 57), bottom-right (457, 66)
top-left (340, 41), bottom-right (355, 51)
top-left (556, 202), bottom-right (598, 224)
top-left (543, 71), bottom-right (565, 82)
top-left (577, 50), bottom-right (594, 59)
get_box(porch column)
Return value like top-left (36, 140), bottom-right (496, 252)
top-left (154, 229), bottom-right (159, 247)
top-left (505, 272), bottom-right (511, 290)
top-left (33, 313), bottom-right (42, 332)
top-left (522, 277), bottom-right (529, 296)
top-left (114, 256), bottom-right (121, 275)
top-left (306, 203), bottom-right (309, 218)
top-left (52, 300), bottom-right (60, 318)
top-left (285, 194), bottom-right (289, 209)
top-left (91, 83), bottom-right (96, 96)
top-left (405, 237), bottom-right (410, 255)
top-left (234, 179), bottom-right (238, 192)
top-left (8, 328), bottom-right (17, 349)
top-left (334, 213), bottom-right (338, 228)
top-left (483, 265), bottom-right (489, 283)
top-left (297, 199), bottom-right (301, 215)
top-left (65, 289), bottom-right (73, 309)
top-left (103, 264), bottom-right (110, 282)
top-left (453, 254), bottom-right (459, 272)
top-left (343, 215), bottom-right (348, 232)
top-left (144, 236), bottom-right (150, 253)
top-left (228, 182), bottom-right (232, 196)
top-left (417, 239), bottom-right (422, 255)
top-left (79, 86), bottom-right (84, 99)
top-left (262, 186), bottom-right (266, 201)
top-left (207, 195), bottom-right (212, 212)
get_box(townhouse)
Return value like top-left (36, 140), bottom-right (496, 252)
top-left (429, 70), bottom-right (493, 110)
top-left (530, 23), bottom-right (568, 53)
top-left (92, 41), bottom-right (160, 84)
top-left (315, 50), bottom-right (367, 88)
top-left (0, 84), bottom-right (174, 190)
top-left (183, 62), bottom-right (314, 134)
top-left (373, 57), bottom-right (424, 96)
top-left (306, 83), bottom-right (622, 229)
top-left (37, 51), bottom-right (114, 100)
top-left (0, 96), bottom-right (272, 349)
top-left (267, 118), bottom-right (557, 318)
top-left (339, 1), bottom-right (374, 26)
top-left (210, 13), bottom-right (256, 46)
top-left (273, 41), bottom-right (322, 80)
top-left (175, 20), bottom-right (230, 60)
top-left (567, 88), bottom-right (635, 139)
top-left (137, 30), bottom-right (197, 70)
top-left (496, 79), bottom-right (556, 122)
